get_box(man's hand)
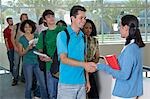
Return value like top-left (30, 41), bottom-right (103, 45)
top-left (39, 56), bottom-right (52, 62)
top-left (83, 62), bottom-right (97, 73)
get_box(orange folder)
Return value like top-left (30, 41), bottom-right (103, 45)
top-left (104, 54), bottom-right (120, 70)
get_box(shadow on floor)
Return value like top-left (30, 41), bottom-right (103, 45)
top-left (0, 67), bottom-right (24, 99)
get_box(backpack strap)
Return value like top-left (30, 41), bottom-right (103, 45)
top-left (42, 30), bottom-right (47, 54)
top-left (14, 23), bottom-right (20, 39)
top-left (64, 28), bottom-right (70, 46)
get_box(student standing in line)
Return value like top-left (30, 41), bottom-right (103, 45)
top-left (3, 17), bottom-right (14, 76)
top-left (57, 5), bottom-right (97, 99)
top-left (56, 20), bottom-right (67, 27)
top-left (36, 17), bottom-right (48, 34)
top-left (18, 20), bottom-right (48, 99)
top-left (97, 15), bottom-right (145, 99)
top-left (36, 10), bottom-right (65, 99)
top-left (83, 19), bottom-right (99, 99)
top-left (11, 13), bottom-right (28, 85)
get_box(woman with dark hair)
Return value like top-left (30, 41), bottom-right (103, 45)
top-left (18, 20), bottom-right (48, 99)
top-left (98, 15), bottom-right (145, 99)
top-left (56, 20), bottom-right (67, 27)
top-left (83, 19), bottom-right (99, 99)
top-left (36, 17), bottom-right (48, 34)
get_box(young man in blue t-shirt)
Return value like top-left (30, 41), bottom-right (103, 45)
top-left (57, 5), bottom-right (97, 99)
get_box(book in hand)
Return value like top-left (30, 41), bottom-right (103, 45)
top-left (33, 51), bottom-right (49, 58)
top-left (104, 54), bottom-right (120, 70)
top-left (29, 38), bottom-right (38, 46)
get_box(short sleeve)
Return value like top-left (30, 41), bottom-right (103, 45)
top-left (18, 36), bottom-right (24, 45)
top-left (95, 38), bottom-right (99, 51)
top-left (3, 29), bottom-right (8, 38)
top-left (57, 31), bottom-right (68, 57)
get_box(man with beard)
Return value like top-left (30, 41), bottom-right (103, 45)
top-left (3, 17), bottom-right (14, 81)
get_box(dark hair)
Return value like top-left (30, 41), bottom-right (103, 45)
top-left (42, 9), bottom-right (54, 20)
top-left (20, 13), bottom-right (28, 21)
top-left (121, 14), bottom-right (145, 48)
top-left (56, 20), bottom-right (67, 27)
top-left (38, 17), bottom-right (43, 25)
top-left (6, 17), bottom-right (12, 22)
top-left (70, 5), bottom-right (86, 18)
top-left (84, 19), bottom-right (97, 36)
top-left (20, 20), bottom-right (36, 34)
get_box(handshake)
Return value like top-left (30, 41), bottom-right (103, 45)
top-left (83, 62), bottom-right (98, 73)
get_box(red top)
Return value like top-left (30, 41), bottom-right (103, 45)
top-left (3, 26), bottom-right (14, 49)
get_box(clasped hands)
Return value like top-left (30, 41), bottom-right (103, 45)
top-left (83, 62), bottom-right (98, 73)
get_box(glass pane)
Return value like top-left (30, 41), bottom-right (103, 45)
top-left (1, 8), bottom-right (15, 43)
top-left (103, 0), bottom-right (146, 8)
top-left (101, 7), bottom-right (145, 43)
top-left (0, 9), bottom-right (2, 43)
top-left (146, 8), bottom-right (150, 41)
top-left (12, 8), bottom-right (38, 23)
top-left (1, 0), bottom-right (14, 7)
top-left (14, 0), bottom-right (35, 7)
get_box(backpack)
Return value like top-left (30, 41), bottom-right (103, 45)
top-left (50, 29), bottom-right (71, 79)
top-left (38, 30), bottom-right (47, 71)
top-left (41, 29), bottom-right (70, 79)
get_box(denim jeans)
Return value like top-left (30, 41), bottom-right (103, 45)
top-left (23, 63), bottom-right (48, 99)
top-left (57, 83), bottom-right (86, 99)
top-left (13, 51), bottom-right (21, 81)
top-left (46, 71), bottom-right (58, 99)
top-left (7, 49), bottom-right (14, 74)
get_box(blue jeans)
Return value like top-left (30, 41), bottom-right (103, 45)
top-left (13, 51), bottom-right (21, 81)
top-left (57, 83), bottom-right (86, 99)
top-left (23, 63), bottom-right (48, 99)
top-left (46, 71), bottom-right (58, 99)
top-left (7, 49), bottom-right (14, 74)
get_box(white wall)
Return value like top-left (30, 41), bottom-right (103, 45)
top-left (99, 42), bottom-right (150, 66)
top-left (0, 43), bottom-right (9, 69)
top-left (0, 42), bottom-right (150, 69)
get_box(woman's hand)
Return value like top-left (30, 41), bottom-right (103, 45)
top-left (28, 43), bottom-right (33, 50)
top-left (103, 57), bottom-right (109, 65)
top-left (39, 56), bottom-right (52, 62)
top-left (85, 81), bottom-right (91, 93)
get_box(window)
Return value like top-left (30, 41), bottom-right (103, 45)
top-left (0, 0), bottom-right (150, 43)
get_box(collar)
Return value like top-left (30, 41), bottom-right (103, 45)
top-left (121, 39), bottom-right (135, 53)
top-left (67, 26), bottom-right (84, 37)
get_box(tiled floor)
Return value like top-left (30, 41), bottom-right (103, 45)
top-left (0, 67), bottom-right (24, 99)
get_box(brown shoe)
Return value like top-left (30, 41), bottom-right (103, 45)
top-left (12, 79), bottom-right (18, 86)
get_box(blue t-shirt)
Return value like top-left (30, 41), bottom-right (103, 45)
top-left (57, 26), bottom-right (85, 84)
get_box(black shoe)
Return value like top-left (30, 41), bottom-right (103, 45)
top-left (12, 79), bottom-right (18, 86)
top-left (21, 79), bottom-right (25, 83)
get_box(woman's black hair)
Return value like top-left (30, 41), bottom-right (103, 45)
top-left (121, 14), bottom-right (145, 48)
top-left (38, 17), bottom-right (43, 25)
top-left (83, 19), bottom-right (97, 36)
top-left (20, 19), bottom-right (36, 34)
top-left (56, 20), bottom-right (67, 27)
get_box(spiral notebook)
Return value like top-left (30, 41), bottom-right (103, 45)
top-left (104, 54), bottom-right (120, 70)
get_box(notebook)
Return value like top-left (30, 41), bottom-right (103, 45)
top-left (33, 51), bottom-right (49, 58)
top-left (104, 54), bottom-right (120, 70)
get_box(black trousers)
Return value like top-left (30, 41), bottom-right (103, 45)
top-left (87, 73), bottom-right (99, 99)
